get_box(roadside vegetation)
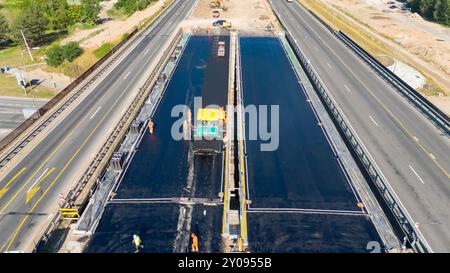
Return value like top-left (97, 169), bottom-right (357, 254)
top-left (299, 0), bottom-right (447, 97)
top-left (405, 0), bottom-right (450, 26)
top-left (0, 0), bottom-right (103, 97)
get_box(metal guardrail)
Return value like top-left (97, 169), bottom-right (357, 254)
top-left (292, 3), bottom-right (449, 135)
top-left (284, 31), bottom-right (432, 253)
top-left (336, 31), bottom-right (450, 135)
top-left (0, 28), bottom-right (140, 168)
top-left (0, 0), bottom-right (182, 170)
top-left (269, 0), bottom-right (432, 253)
top-left (33, 28), bottom-right (184, 253)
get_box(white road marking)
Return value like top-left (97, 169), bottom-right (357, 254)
top-left (123, 72), bottom-right (131, 80)
top-left (413, 136), bottom-right (419, 142)
top-left (90, 106), bottom-right (102, 120)
top-left (344, 84), bottom-right (351, 93)
top-left (327, 62), bottom-right (332, 69)
top-left (429, 153), bottom-right (436, 160)
top-left (28, 168), bottom-right (48, 191)
top-left (409, 165), bottom-right (425, 184)
top-left (144, 49), bottom-right (149, 55)
top-left (369, 115), bottom-right (379, 127)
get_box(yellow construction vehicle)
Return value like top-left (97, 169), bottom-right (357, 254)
top-left (192, 108), bottom-right (226, 155)
top-left (210, 0), bottom-right (222, 8)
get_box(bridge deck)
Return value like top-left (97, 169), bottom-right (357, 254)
top-left (85, 35), bottom-right (229, 253)
top-left (240, 36), bottom-right (383, 252)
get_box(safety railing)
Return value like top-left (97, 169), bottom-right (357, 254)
top-left (336, 31), bottom-right (449, 135)
top-left (285, 31), bottom-right (432, 253)
top-left (33, 29), bottom-right (184, 253)
top-left (0, 0), bottom-right (181, 169)
top-left (270, 0), bottom-right (432, 253)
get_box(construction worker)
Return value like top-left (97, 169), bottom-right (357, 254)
top-left (191, 232), bottom-right (199, 253)
top-left (148, 119), bottom-right (154, 134)
top-left (132, 234), bottom-right (144, 253)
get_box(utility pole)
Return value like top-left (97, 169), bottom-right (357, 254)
top-left (392, 31), bottom-right (405, 74)
top-left (20, 30), bottom-right (34, 62)
top-left (136, 0), bottom-right (142, 30)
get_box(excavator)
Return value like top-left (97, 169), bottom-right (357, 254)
top-left (210, 0), bottom-right (228, 11)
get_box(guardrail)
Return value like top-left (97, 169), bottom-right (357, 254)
top-left (0, 0), bottom-right (180, 170)
top-left (33, 27), bottom-right (183, 253)
top-left (336, 31), bottom-right (450, 135)
top-left (270, 0), bottom-right (432, 253)
top-left (295, 3), bottom-right (449, 135)
top-left (285, 31), bottom-right (431, 253)
top-left (0, 28), bottom-right (139, 168)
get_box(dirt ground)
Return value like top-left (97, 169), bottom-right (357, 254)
top-left (62, 0), bottom-right (168, 49)
top-left (318, 0), bottom-right (450, 114)
top-left (22, 1), bottom-right (169, 92)
top-left (187, 0), bottom-right (282, 35)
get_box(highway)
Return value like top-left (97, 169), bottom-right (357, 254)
top-left (0, 0), bottom-right (197, 252)
top-left (271, 0), bottom-right (450, 252)
top-left (0, 97), bottom-right (47, 140)
top-left (86, 35), bottom-right (228, 252)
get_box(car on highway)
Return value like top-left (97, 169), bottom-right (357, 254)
top-left (212, 19), bottom-right (226, 26)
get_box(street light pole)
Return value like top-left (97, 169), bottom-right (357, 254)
top-left (393, 30), bottom-right (405, 74)
top-left (20, 30), bottom-right (34, 62)
top-left (136, 0), bottom-right (143, 30)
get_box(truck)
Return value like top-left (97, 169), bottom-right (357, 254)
top-left (212, 20), bottom-right (232, 29)
top-left (218, 41), bottom-right (225, 57)
top-left (192, 108), bottom-right (226, 155)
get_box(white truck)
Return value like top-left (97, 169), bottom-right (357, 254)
top-left (217, 41), bottom-right (226, 57)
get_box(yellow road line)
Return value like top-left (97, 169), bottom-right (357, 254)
top-left (0, 67), bottom-right (132, 216)
top-left (0, 167), bottom-right (27, 199)
top-left (239, 109), bottom-right (248, 241)
top-left (290, 4), bottom-right (450, 180)
top-left (4, 66), bottom-right (138, 252)
top-left (25, 167), bottom-right (56, 205)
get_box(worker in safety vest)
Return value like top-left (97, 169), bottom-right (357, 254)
top-left (148, 119), bottom-right (154, 134)
top-left (132, 234), bottom-right (143, 253)
top-left (191, 232), bottom-right (199, 253)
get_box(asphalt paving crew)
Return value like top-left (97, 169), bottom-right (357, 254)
top-left (191, 232), bottom-right (199, 252)
top-left (132, 234), bottom-right (144, 253)
top-left (148, 119), bottom-right (154, 134)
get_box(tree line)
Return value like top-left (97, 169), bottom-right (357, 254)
top-left (0, 0), bottom-right (101, 47)
top-left (114, 0), bottom-right (158, 15)
top-left (406, 0), bottom-right (450, 26)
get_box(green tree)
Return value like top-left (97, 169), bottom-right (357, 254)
top-left (115, 0), bottom-right (156, 15)
top-left (433, 0), bottom-right (450, 24)
top-left (46, 45), bottom-right (64, 67)
top-left (0, 14), bottom-right (9, 42)
top-left (62, 42), bottom-right (83, 62)
top-left (41, 0), bottom-right (70, 31)
top-left (82, 0), bottom-right (101, 23)
top-left (420, 0), bottom-right (436, 18)
top-left (67, 4), bottom-right (85, 25)
top-left (12, 2), bottom-right (48, 46)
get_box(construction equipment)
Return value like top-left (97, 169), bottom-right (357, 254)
top-left (192, 108), bottom-right (226, 155)
top-left (59, 208), bottom-right (80, 221)
top-left (212, 20), bottom-right (232, 29)
top-left (218, 41), bottom-right (226, 57)
top-left (222, 21), bottom-right (232, 29)
top-left (209, 0), bottom-right (222, 8)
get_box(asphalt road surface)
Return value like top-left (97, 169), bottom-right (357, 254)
top-left (0, 97), bottom-right (48, 140)
top-left (0, 0), bottom-right (198, 252)
top-left (271, 0), bottom-right (450, 252)
top-left (240, 36), bottom-right (382, 252)
top-left (86, 35), bottom-right (227, 253)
